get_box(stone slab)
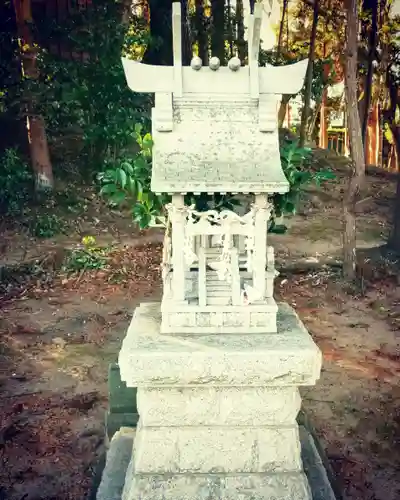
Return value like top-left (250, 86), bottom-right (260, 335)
top-left (300, 426), bottom-right (337, 500)
top-left (123, 471), bottom-right (312, 500)
top-left (95, 426), bottom-right (338, 500)
top-left (137, 386), bottom-right (301, 426)
top-left (133, 424), bottom-right (301, 474)
top-left (108, 363), bottom-right (137, 414)
top-left (96, 428), bottom-right (135, 500)
top-left (119, 302), bottom-right (322, 388)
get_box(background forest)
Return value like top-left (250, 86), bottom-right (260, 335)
top-left (0, 0), bottom-right (399, 277)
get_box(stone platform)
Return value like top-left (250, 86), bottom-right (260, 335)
top-left (95, 425), bottom-right (338, 500)
top-left (109, 302), bottom-right (324, 500)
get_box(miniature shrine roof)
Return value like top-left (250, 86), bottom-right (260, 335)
top-left (151, 96), bottom-right (289, 194)
top-left (121, 2), bottom-right (307, 195)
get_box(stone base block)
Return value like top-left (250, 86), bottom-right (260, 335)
top-left (137, 386), bottom-right (301, 427)
top-left (123, 471), bottom-right (312, 500)
top-left (119, 302), bottom-right (321, 388)
top-left (95, 425), bottom-right (339, 500)
top-left (134, 424), bottom-right (301, 474)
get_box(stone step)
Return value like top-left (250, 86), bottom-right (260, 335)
top-left (207, 296), bottom-right (232, 306)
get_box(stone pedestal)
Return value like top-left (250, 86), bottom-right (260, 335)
top-left (118, 302), bottom-right (322, 500)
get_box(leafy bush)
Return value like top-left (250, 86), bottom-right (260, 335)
top-left (270, 137), bottom-right (335, 233)
top-left (98, 124), bottom-right (169, 229)
top-left (99, 128), bottom-right (335, 233)
top-left (29, 213), bottom-right (67, 238)
top-left (63, 236), bottom-right (109, 272)
top-left (0, 148), bottom-right (33, 216)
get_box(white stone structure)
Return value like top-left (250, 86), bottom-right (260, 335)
top-left (123, 3), bottom-right (308, 336)
top-left (118, 3), bottom-right (322, 500)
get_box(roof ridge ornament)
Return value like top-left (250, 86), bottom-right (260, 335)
top-left (248, 2), bottom-right (263, 98)
top-left (121, 1), bottom-right (308, 97)
top-left (172, 2), bottom-right (183, 96)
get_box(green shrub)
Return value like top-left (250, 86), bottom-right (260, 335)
top-left (0, 148), bottom-right (33, 216)
top-left (29, 213), bottom-right (66, 238)
top-left (98, 124), bottom-right (169, 229)
top-left (99, 126), bottom-right (335, 233)
top-left (270, 137), bottom-right (335, 233)
top-left (63, 236), bottom-right (109, 272)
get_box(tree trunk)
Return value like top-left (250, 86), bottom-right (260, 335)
top-left (13, 0), bottom-right (54, 192)
top-left (211, 0), bottom-right (225, 63)
top-left (143, 0), bottom-right (192, 65)
top-left (299, 0), bottom-right (320, 147)
top-left (308, 92), bottom-right (326, 140)
top-left (391, 170), bottom-right (400, 252)
top-left (361, 0), bottom-right (378, 146)
top-left (143, 0), bottom-right (173, 65)
top-left (236, 0), bottom-right (245, 61)
top-left (278, 94), bottom-right (291, 128)
top-left (28, 116), bottom-right (53, 190)
top-left (180, 0), bottom-right (192, 65)
top-left (343, 0), bottom-right (365, 280)
top-left (277, 0), bottom-right (289, 59)
top-left (387, 68), bottom-right (400, 251)
top-left (195, 0), bottom-right (208, 63)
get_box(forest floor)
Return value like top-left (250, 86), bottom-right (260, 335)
top-left (0, 150), bottom-right (399, 500)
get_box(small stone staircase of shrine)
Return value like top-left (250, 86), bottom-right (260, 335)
top-left (205, 270), bottom-right (233, 306)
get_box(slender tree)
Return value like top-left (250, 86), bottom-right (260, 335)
top-left (143, 0), bottom-right (192, 65)
top-left (13, 0), bottom-right (54, 192)
top-left (143, 0), bottom-right (173, 64)
top-left (236, 0), bottom-right (245, 60)
top-left (299, 0), bottom-right (320, 147)
top-left (211, 0), bottom-right (225, 62)
top-left (277, 0), bottom-right (289, 59)
top-left (276, 0), bottom-right (291, 128)
top-left (387, 58), bottom-right (400, 251)
top-left (195, 0), bottom-right (208, 63)
top-left (361, 0), bottom-right (378, 146)
top-left (343, 0), bottom-right (366, 279)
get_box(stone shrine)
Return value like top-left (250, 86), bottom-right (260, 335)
top-left (114, 3), bottom-right (322, 500)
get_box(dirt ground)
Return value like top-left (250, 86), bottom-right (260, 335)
top-left (0, 154), bottom-right (399, 500)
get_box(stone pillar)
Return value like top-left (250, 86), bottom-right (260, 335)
top-left (170, 194), bottom-right (186, 302)
top-left (252, 194), bottom-right (270, 299)
top-left (119, 302), bottom-right (321, 500)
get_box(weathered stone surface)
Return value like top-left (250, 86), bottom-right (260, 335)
top-left (118, 302), bottom-right (322, 388)
top-left (299, 426), bottom-right (337, 500)
top-left (105, 412), bottom-right (139, 442)
top-left (133, 424), bottom-right (301, 474)
top-left (108, 363), bottom-right (137, 414)
top-left (96, 428), bottom-right (135, 500)
top-left (137, 386), bottom-right (301, 426)
top-left (123, 471), bottom-right (312, 500)
top-left (161, 306), bottom-right (278, 334)
top-left (151, 96), bottom-right (289, 194)
top-left (96, 426), bottom-right (338, 500)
